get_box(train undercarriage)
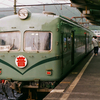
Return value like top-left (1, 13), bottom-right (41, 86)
top-left (0, 80), bottom-right (57, 100)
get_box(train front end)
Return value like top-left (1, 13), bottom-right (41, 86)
top-left (0, 8), bottom-right (61, 88)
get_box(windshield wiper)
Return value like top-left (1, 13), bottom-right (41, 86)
top-left (33, 42), bottom-right (38, 50)
top-left (33, 39), bottom-right (39, 52)
top-left (8, 39), bottom-right (15, 52)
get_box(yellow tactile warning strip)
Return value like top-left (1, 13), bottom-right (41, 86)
top-left (60, 54), bottom-right (94, 100)
top-left (50, 89), bottom-right (64, 93)
top-left (60, 82), bottom-right (71, 84)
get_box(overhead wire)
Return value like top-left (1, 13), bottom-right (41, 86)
top-left (16, 0), bottom-right (45, 12)
top-left (58, 0), bottom-right (78, 16)
top-left (0, 0), bottom-right (12, 7)
top-left (35, 0), bottom-right (44, 4)
top-left (63, 0), bottom-right (86, 20)
top-left (51, 0), bottom-right (61, 15)
top-left (63, 0), bottom-right (88, 24)
top-left (35, 0), bottom-right (46, 11)
top-left (50, 0), bottom-right (77, 16)
top-left (28, 0), bottom-right (44, 12)
top-left (0, 0), bottom-right (82, 17)
top-left (63, 5), bottom-right (79, 16)
top-left (0, 0), bottom-right (42, 13)
top-left (0, 2), bottom-right (12, 7)
top-left (54, 0), bottom-right (64, 15)
top-left (29, 6), bottom-right (43, 12)
top-left (8, 0), bottom-right (24, 5)
top-left (0, 10), bottom-right (13, 12)
top-left (0, 0), bottom-right (14, 12)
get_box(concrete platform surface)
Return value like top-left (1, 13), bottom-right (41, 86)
top-left (44, 50), bottom-right (100, 100)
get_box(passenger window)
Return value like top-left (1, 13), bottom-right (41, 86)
top-left (63, 34), bottom-right (71, 52)
top-left (0, 31), bottom-right (20, 51)
top-left (24, 31), bottom-right (52, 51)
top-left (63, 34), bottom-right (67, 52)
top-left (67, 36), bottom-right (71, 50)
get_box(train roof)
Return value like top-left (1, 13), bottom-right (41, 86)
top-left (0, 11), bottom-right (60, 31)
top-left (0, 8), bottom-right (94, 35)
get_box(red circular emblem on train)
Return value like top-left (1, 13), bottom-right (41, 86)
top-left (15, 55), bottom-right (27, 68)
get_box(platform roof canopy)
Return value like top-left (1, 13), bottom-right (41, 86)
top-left (70, 0), bottom-right (100, 26)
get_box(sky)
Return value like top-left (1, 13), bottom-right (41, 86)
top-left (0, 0), bottom-right (71, 8)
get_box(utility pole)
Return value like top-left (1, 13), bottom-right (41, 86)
top-left (14, 0), bottom-right (17, 14)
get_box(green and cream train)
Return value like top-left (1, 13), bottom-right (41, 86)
top-left (0, 8), bottom-right (94, 90)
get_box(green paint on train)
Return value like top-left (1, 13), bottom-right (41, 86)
top-left (0, 8), bottom-right (94, 89)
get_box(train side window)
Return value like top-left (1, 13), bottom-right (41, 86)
top-left (24, 31), bottom-right (52, 51)
top-left (67, 36), bottom-right (71, 50)
top-left (76, 36), bottom-right (81, 47)
top-left (0, 31), bottom-right (20, 51)
top-left (74, 37), bottom-right (77, 48)
top-left (63, 34), bottom-right (67, 52)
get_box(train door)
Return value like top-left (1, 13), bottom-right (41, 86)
top-left (61, 32), bottom-right (68, 74)
top-left (85, 33), bottom-right (87, 54)
top-left (61, 32), bottom-right (72, 74)
top-left (71, 30), bottom-right (75, 65)
top-left (87, 34), bottom-right (89, 52)
top-left (61, 32), bottom-right (64, 74)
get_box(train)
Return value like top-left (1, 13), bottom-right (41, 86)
top-left (0, 8), bottom-right (94, 99)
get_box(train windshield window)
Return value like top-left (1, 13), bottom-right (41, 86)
top-left (0, 32), bottom-right (20, 51)
top-left (24, 31), bottom-right (51, 51)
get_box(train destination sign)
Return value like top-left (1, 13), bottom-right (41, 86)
top-left (15, 55), bottom-right (27, 68)
top-left (0, 45), bottom-right (10, 51)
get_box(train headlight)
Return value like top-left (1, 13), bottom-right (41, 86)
top-left (18, 8), bottom-right (31, 19)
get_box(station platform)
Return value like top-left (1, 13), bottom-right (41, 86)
top-left (43, 50), bottom-right (100, 100)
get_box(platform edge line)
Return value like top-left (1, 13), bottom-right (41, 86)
top-left (60, 54), bottom-right (94, 100)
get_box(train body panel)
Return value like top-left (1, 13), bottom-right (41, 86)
top-left (0, 13), bottom-right (63, 81)
top-left (0, 9), bottom-right (94, 89)
top-left (0, 53), bottom-right (62, 81)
